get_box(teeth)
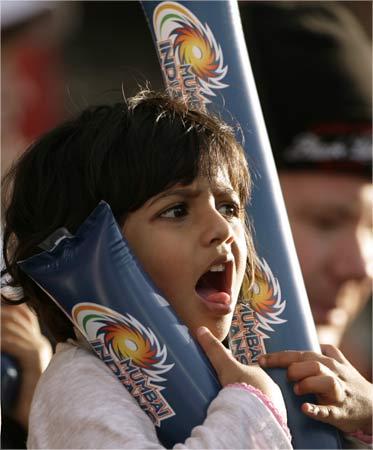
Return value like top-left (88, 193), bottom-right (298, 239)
top-left (209, 264), bottom-right (225, 272)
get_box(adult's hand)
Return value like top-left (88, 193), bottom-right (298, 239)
top-left (1, 304), bottom-right (52, 429)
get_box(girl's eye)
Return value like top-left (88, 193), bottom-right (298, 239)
top-left (218, 203), bottom-right (241, 219)
top-left (159, 204), bottom-right (188, 219)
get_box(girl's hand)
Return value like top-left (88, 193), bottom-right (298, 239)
top-left (196, 326), bottom-right (286, 416)
top-left (258, 345), bottom-right (373, 434)
top-left (1, 304), bottom-right (53, 429)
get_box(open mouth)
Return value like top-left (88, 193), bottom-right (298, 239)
top-left (195, 260), bottom-right (233, 313)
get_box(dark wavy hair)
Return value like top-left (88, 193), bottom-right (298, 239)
top-left (2, 89), bottom-right (255, 342)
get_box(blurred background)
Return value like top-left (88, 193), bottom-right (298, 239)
top-left (2, 1), bottom-right (371, 176)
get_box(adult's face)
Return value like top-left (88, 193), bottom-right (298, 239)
top-left (280, 171), bottom-right (372, 345)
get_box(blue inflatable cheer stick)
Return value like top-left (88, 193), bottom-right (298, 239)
top-left (141, 1), bottom-right (342, 448)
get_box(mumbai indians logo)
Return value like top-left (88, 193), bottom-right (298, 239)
top-left (72, 303), bottom-right (175, 426)
top-left (153, 1), bottom-right (228, 109)
top-left (229, 258), bottom-right (287, 363)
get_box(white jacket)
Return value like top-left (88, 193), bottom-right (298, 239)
top-left (28, 341), bottom-right (292, 449)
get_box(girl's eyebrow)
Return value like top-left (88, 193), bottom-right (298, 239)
top-left (147, 185), bottom-right (239, 208)
top-left (147, 188), bottom-right (203, 207)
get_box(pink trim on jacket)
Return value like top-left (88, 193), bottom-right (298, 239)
top-left (347, 429), bottom-right (373, 445)
top-left (226, 383), bottom-right (292, 442)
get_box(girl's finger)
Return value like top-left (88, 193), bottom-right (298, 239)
top-left (301, 402), bottom-right (341, 423)
top-left (259, 350), bottom-right (339, 373)
top-left (320, 344), bottom-right (347, 363)
top-left (294, 375), bottom-right (345, 401)
top-left (196, 326), bottom-right (234, 377)
top-left (258, 350), bottom-right (305, 367)
top-left (287, 360), bottom-right (335, 382)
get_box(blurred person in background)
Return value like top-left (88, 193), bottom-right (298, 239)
top-left (242, 1), bottom-right (372, 380)
top-left (1, 301), bottom-right (52, 449)
top-left (1, 2), bottom-right (77, 447)
top-left (1, 0), bottom-right (77, 176)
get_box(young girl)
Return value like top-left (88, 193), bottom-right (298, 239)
top-left (2, 89), bottom-right (371, 449)
top-left (2, 89), bottom-right (292, 449)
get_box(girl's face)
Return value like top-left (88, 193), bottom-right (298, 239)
top-left (123, 169), bottom-right (248, 342)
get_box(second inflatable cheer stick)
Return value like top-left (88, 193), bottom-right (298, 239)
top-left (141, 1), bottom-right (342, 448)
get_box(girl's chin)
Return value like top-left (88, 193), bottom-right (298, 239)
top-left (203, 317), bottom-right (233, 342)
top-left (187, 304), bottom-right (236, 342)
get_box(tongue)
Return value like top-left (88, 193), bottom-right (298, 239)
top-left (197, 287), bottom-right (230, 304)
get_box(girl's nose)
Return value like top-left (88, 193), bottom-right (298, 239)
top-left (200, 206), bottom-right (235, 247)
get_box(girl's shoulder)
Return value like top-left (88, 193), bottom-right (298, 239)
top-left (39, 340), bottom-right (123, 393)
top-left (28, 341), bottom-right (152, 449)
top-left (45, 340), bottom-right (99, 375)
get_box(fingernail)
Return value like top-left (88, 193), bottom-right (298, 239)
top-left (197, 326), bottom-right (208, 337)
top-left (305, 403), bottom-right (318, 414)
top-left (293, 384), bottom-right (299, 394)
top-left (258, 356), bottom-right (267, 367)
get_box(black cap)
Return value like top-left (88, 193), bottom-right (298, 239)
top-left (242, 1), bottom-right (372, 177)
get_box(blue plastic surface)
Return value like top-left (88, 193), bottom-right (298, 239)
top-left (141, 1), bottom-right (342, 448)
top-left (1, 353), bottom-right (21, 413)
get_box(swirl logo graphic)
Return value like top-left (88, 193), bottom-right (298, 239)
top-left (98, 321), bottom-right (160, 370)
top-left (153, 2), bottom-right (228, 109)
top-left (72, 303), bottom-right (175, 425)
top-left (247, 258), bottom-right (287, 337)
top-left (229, 258), bottom-right (286, 363)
